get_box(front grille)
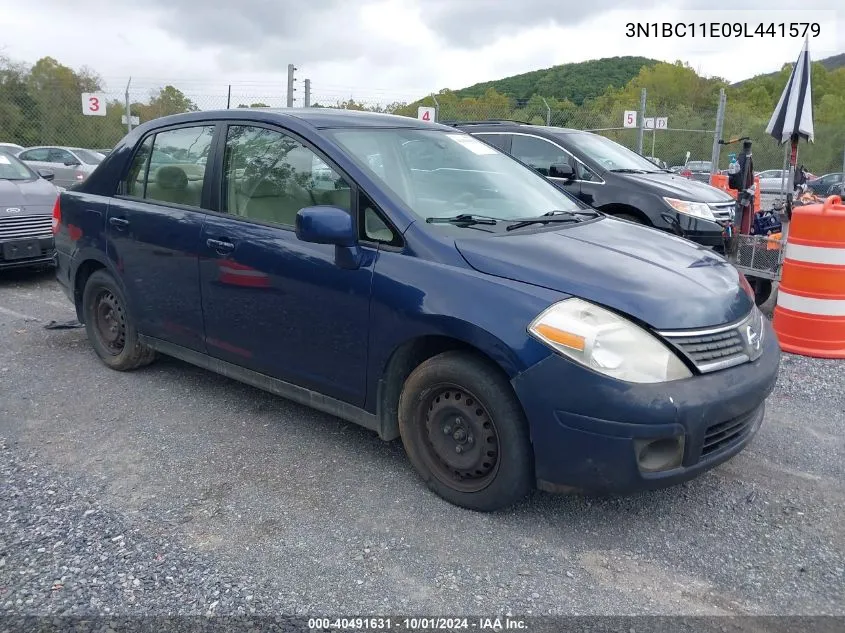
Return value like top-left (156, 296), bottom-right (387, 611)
top-left (0, 215), bottom-right (53, 239)
top-left (702, 408), bottom-right (757, 456)
top-left (658, 309), bottom-right (763, 374)
top-left (708, 202), bottom-right (735, 222)
top-left (667, 329), bottom-right (745, 367)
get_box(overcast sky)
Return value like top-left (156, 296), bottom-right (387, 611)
top-left (1, 0), bottom-right (843, 107)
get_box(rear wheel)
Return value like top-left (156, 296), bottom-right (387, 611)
top-left (398, 351), bottom-right (533, 511)
top-left (82, 270), bottom-right (155, 371)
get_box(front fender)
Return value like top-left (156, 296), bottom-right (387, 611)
top-left (365, 248), bottom-right (562, 413)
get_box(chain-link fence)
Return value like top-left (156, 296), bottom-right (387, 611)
top-left (1, 67), bottom-right (842, 203)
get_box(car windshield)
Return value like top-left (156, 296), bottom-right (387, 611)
top-left (0, 151), bottom-right (35, 180)
top-left (560, 132), bottom-right (663, 172)
top-left (324, 128), bottom-right (586, 223)
top-left (72, 149), bottom-right (105, 165)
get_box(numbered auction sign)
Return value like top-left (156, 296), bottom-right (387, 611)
top-left (81, 93), bottom-right (107, 117)
top-left (417, 106), bottom-right (436, 122)
top-left (622, 110), bottom-right (637, 128)
top-left (656, 117), bottom-right (668, 130)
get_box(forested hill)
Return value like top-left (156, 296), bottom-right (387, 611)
top-left (453, 56), bottom-right (659, 105)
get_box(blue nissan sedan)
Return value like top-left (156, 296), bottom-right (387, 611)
top-left (52, 109), bottom-right (780, 511)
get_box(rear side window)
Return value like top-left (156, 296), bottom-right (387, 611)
top-left (125, 126), bottom-right (214, 208)
top-left (19, 148), bottom-right (49, 161)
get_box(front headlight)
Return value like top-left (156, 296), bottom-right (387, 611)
top-left (663, 197), bottom-right (716, 221)
top-left (528, 298), bottom-right (693, 383)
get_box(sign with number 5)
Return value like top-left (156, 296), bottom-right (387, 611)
top-left (623, 110), bottom-right (637, 128)
top-left (81, 93), bottom-right (107, 117)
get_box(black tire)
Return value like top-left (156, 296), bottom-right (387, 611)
top-left (398, 351), bottom-right (533, 511)
top-left (82, 269), bottom-right (156, 371)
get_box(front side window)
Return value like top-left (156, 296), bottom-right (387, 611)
top-left (510, 135), bottom-right (570, 176)
top-left (473, 133), bottom-right (509, 152)
top-left (563, 132), bottom-right (665, 173)
top-left (130, 126), bottom-right (214, 207)
top-left (222, 125), bottom-right (351, 227)
top-left (325, 128), bottom-right (586, 225)
top-left (47, 148), bottom-right (75, 164)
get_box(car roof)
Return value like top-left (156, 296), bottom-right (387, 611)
top-left (450, 121), bottom-right (584, 136)
top-left (133, 108), bottom-right (455, 131)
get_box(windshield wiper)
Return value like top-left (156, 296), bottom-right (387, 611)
top-left (426, 213), bottom-right (502, 226)
top-left (505, 210), bottom-right (583, 232)
top-left (609, 168), bottom-right (649, 174)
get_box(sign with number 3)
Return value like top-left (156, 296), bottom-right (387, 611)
top-left (81, 93), bottom-right (107, 117)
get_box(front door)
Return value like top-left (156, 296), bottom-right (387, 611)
top-left (198, 123), bottom-right (375, 406)
top-left (107, 124), bottom-right (215, 352)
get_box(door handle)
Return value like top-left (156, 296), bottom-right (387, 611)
top-left (206, 238), bottom-right (235, 254)
top-left (109, 217), bottom-right (129, 230)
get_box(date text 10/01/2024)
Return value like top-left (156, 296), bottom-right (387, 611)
top-left (625, 22), bottom-right (821, 38)
top-left (308, 618), bottom-right (527, 631)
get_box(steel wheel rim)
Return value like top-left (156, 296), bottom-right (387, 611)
top-left (94, 290), bottom-right (126, 355)
top-left (416, 383), bottom-right (501, 493)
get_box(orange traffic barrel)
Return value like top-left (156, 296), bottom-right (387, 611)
top-left (773, 195), bottom-right (845, 358)
top-left (709, 173), bottom-right (761, 212)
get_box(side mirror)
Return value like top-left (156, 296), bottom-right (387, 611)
top-left (295, 206), bottom-right (356, 247)
top-left (549, 163), bottom-right (575, 180)
top-left (64, 160), bottom-right (80, 166)
top-left (38, 169), bottom-right (55, 181)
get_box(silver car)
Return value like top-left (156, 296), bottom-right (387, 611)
top-left (0, 142), bottom-right (25, 154)
top-left (0, 151), bottom-right (60, 271)
top-left (16, 146), bottom-right (105, 188)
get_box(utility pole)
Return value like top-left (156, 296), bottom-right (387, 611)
top-left (286, 64), bottom-right (297, 108)
top-left (304, 79), bottom-right (311, 107)
top-left (636, 88), bottom-right (646, 155)
top-left (124, 77), bottom-right (133, 133)
top-left (710, 88), bottom-right (726, 176)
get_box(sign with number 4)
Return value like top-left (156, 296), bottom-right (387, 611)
top-left (81, 93), bottom-right (107, 117)
top-left (417, 106), bottom-right (436, 122)
top-left (623, 110), bottom-right (637, 128)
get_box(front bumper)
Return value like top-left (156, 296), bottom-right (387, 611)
top-left (511, 319), bottom-right (781, 494)
top-left (0, 236), bottom-right (56, 270)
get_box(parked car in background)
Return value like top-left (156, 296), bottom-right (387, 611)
top-left (807, 172), bottom-right (844, 197)
top-left (16, 146), bottom-right (106, 188)
top-left (684, 160), bottom-right (713, 183)
top-left (755, 169), bottom-right (788, 193)
top-left (94, 148), bottom-right (113, 156)
top-left (54, 108), bottom-right (780, 511)
top-left (456, 121), bottom-right (735, 249)
top-left (0, 142), bottom-right (25, 155)
top-left (0, 150), bottom-right (59, 271)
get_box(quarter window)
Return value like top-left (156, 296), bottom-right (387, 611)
top-left (222, 125), bottom-right (351, 227)
top-left (510, 135), bottom-right (570, 176)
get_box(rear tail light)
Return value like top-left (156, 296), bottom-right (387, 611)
top-left (51, 196), bottom-right (61, 235)
top-left (680, 169), bottom-right (692, 179)
top-left (75, 172), bottom-right (85, 181)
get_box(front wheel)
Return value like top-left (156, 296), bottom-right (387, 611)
top-left (82, 269), bottom-right (156, 371)
top-left (398, 351), bottom-right (534, 511)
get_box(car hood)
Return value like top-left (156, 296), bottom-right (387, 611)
top-left (0, 178), bottom-right (58, 214)
top-left (454, 217), bottom-right (753, 330)
top-left (617, 171), bottom-right (735, 203)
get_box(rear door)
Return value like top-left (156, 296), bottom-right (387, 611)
top-left (197, 122), bottom-right (376, 406)
top-left (16, 148), bottom-right (53, 182)
top-left (107, 123), bottom-right (216, 353)
top-left (46, 148), bottom-right (81, 188)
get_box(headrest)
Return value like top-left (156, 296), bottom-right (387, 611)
top-left (156, 166), bottom-right (188, 190)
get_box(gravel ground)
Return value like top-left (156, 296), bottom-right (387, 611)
top-left (0, 269), bottom-right (843, 619)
